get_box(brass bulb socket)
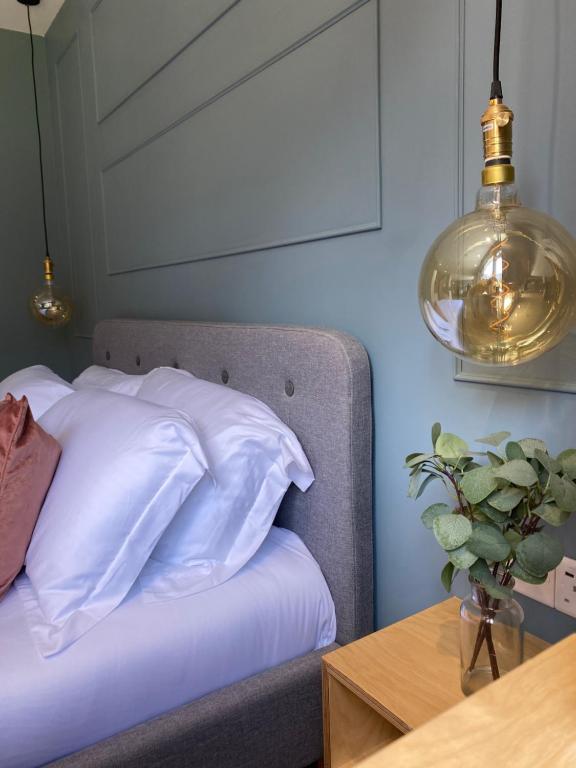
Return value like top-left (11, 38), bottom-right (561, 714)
top-left (480, 98), bottom-right (515, 186)
top-left (43, 256), bottom-right (54, 282)
top-left (481, 98), bottom-right (514, 162)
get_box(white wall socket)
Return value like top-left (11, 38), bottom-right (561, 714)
top-left (554, 557), bottom-right (576, 618)
top-left (514, 569), bottom-right (556, 607)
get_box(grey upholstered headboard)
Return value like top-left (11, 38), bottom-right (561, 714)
top-left (93, 319), bottom-right (373, 645)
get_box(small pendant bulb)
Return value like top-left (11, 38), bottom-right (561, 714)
top-left (30, 256), bottom-right (72, 328)
top-left (19, 0), bottom-right (73, 328)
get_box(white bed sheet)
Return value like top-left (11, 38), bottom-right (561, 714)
top-left (0, 527), bottom-right (336, 768)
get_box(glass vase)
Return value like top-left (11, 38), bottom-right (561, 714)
top-left (460, 577), bottom-right (524, 696)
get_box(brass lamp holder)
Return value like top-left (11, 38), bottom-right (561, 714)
top-left (43, 255), bottom-right (54, 283)
top-left (481, 98), bottom-right (515, 186)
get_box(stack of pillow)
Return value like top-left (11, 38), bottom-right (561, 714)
top-left (0, 363), bottom-right (314, 656)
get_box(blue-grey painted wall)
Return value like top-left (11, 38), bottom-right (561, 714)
top-left (45, 0), bottom-right (576, 642)
top-left (0, 28), bottom-right (71, 379)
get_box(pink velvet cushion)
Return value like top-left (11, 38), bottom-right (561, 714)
top-left (0, 394), bottom-right (61, 599)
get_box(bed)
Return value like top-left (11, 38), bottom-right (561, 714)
top-left (9, 320), bottom-right (373, 768)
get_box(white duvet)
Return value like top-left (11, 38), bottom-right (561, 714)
top-left (0, 527), bottom-right (336, 768)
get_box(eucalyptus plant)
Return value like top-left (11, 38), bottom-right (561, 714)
top-left (406, 424), bottom-right (575, 678)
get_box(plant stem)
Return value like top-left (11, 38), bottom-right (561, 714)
top-left (437, 465), bottom-right (472, 518)
top-left (467, 589), bottom-right (501, 680)
top-left (468, 620), bottom-right (486, 671)
top-left (484, 620), bottom-right (500, 680)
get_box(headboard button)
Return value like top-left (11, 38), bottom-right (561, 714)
top-left (172, 360), bottom-right (180, 369)
top-left (221, 369), bottom-right (229, 385)
top-left (285, 379), bottom-right (295, 397)
top-left (136, 355), bottom-right (141, 367)
top-left (105, 351), bottom-right (111, 361)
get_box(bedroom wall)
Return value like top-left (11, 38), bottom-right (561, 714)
top-left (45, 0), bottom-right (576, 642)
top-left (0, 28), bottom-right (70, 379)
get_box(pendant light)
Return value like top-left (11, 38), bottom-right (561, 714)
top-left (19, 0), bottom-right (72, 328)
top-left (419, 0), bottom-right (576, 366)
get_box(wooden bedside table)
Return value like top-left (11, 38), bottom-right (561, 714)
top-left (322, 598), bottom-right (548, 768)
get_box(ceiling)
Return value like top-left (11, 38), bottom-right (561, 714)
top-left (0, 0), bottom-right (66, 36)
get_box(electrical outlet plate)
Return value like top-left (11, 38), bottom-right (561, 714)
top-left (555, 557), bottom-right (576, 618)
top-left (514, 569), bottom-right (555, 607)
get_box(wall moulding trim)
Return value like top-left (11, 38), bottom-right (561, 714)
top-left (99, 0), bottom-right (381, 275)
top-left (55, 29), bottom-right (78, 68)
top-left (54, 31), bottom-right (98, 337)
top-left (90, 0), bottom-right (241, 124)
top-left (55, 31), bottom-right (81, 324)
top-left (101, 0), bottom-right (374, 176)
top-left (104, 220), bottom-right (383, 277)
top-left (454, 349), bottom-right (576, 395)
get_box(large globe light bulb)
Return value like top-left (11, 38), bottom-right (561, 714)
top-left (30, 257), bottom-right (72, 329)
top-left (419, 99), bottom-right (576, 366)
top-left (420, 184), bottom-right (576, 365)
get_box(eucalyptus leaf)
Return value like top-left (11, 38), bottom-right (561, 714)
top-left (441, 561), bottom-right (455, 592)
top-left (485, 581), bottom-right (514, 601)
top-left (421, 503), bottom-right (451, 530)
top-left (532, 503), bottom-right (570, 528)
top-left (443, 456), bottom-right (473, 470)
top-left (477, 499), bottom-right (509, 524)
top-left (549, 473), bottom-right (564, 506)
top-left (510, 505), bottom-right (525, 525)
top-left (510, 561), bottom-right (547, 585)
top-left (405, 452), bottom-right (435, 468)
top-left (467, 524), bottom-right (511, 562)
top-left (448, 545), bottom-right (478, 569)
top-left (486, 451), bottom-right (504, 467)
top-left (505, 441), bottom-right (526, 461)
top-left (432, 514), bottom-right (472, 551)
top-left (436, 432), bottom-right (469, 460)
top-left (494, 459), bottom-right (538, 487)
top-left (405, 452), bottom-right (421, 464)
top-left (536, 464), bottom-right (550, 488)
top-left (504, 529), bottom-right (523, 551)
top-left (460, 466), bottom-right (497, 504)
top-left (516, 532), bottom-right (563, 578)
top-left (431, 422), bottom-right (442, 450)
top-left (534, 449), bottom-right (561, 475)
top-left (407, 468), bottom-right (421, 499)
top-left (549, 474), bottom-right (576, 513)
top-left (469, 559), bottom-right (513, 600)
top-left (518, 438), bottom-right (547, 459)
top-left (415, 473), bottom-right (436, 499)
top-left (487, 486), bottom-right (525, 512)
top-left (561, 477), bottom-right (576, 513)
top-left (557, 449), bottom-right (576, 480)
top-left (475, 431), bottom-right (511, 447)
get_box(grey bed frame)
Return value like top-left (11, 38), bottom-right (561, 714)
top-left (51, 319), bottom-right (373, 768)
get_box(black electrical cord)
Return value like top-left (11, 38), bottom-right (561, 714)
top-left (490, 0), bottom-right (503, 100)
top-left (26, 4), bottom-right (50, 258)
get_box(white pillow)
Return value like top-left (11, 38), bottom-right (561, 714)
top-left (136, 367), bottom-right (314, 601)
top-left (0, 365), bottom-right (74, 419)
top-left (16, 389), bottom-right (209, 656)
top-left (73, 365), bottom-right (144, 396)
